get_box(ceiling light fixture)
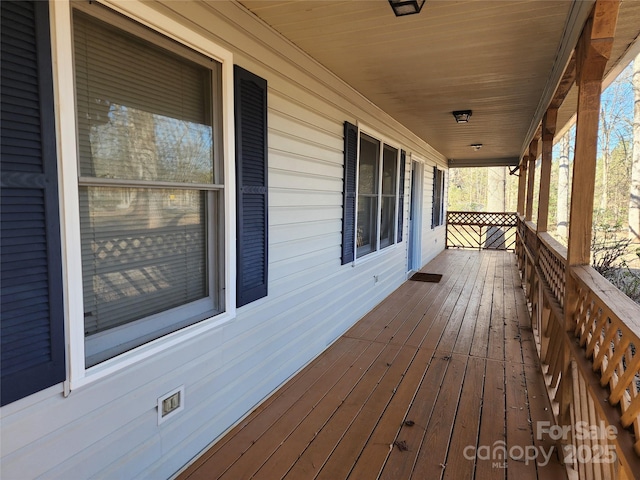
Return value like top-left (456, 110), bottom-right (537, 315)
top-left (453, 110), bottom-right (472, 123)
top-left (471, 144), bottom-right (483, 151)
top-left (388, 0), bottom-right (426, 17)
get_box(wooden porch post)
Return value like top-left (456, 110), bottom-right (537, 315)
top-left (525, 138), bottom-right (538, 221)
top-left (537, 109), bottom-right (558, 232)
top-left (517, 156), bottom-right (528, 216)
top-left (566, 0), bottom-right (620, 266)
top-left (561, 0), bottom-right (620, 425)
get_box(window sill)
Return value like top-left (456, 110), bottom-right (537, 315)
top-left (69, 310), bottom-right (235, 391)
top-left (351, 242), bottom-right (401, 268)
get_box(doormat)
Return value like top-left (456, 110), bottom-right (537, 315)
top-left (410, 273), bottom-right (443, 283)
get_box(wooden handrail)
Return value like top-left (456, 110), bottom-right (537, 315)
top-left (571, 266), bottom-right (640, 455)
top-left (515, 216), bottom-right (640, 478)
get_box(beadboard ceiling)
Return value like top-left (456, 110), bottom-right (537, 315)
top-left (238, 0), bottom-right (640, 166)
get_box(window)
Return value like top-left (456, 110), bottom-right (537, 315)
top-left (357, 134), bottom-right (380, 257)
top-left (432, 167), bottom-right (445, 228)
top-left (380, 145), bottom-right (399, 249)
top-left (74, 11), bottom-right (225, 366)
top-left (342, 123), bottom-right (401, 261)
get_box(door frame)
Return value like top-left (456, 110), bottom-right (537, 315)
top-left (408, 158), bottom-right (423, 273)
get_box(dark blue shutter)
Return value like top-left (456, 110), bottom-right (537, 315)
top-left (397, 150), bottom-right (406, 242)
top-left (432, 167), bottom-right (444, 228)
top-left (1, 0), bottom-right (65, 406)
top-left (234, 66), bottom-right (268, 307)
top-left (432, 166), bottom-right (438, 229)
top-left (341, 122), bottom-right (358, 264)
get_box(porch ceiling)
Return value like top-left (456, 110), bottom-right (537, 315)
top-left (238, 0), bottom-right (639, 167)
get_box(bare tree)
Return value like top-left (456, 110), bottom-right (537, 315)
top-left (487, 167), bottom-right (506, 211)
top-left (127, 108), bottom-right (162, 228)
top-left (557, 132), bottom-right (570, 239)
top-left (630, 56), bottom-right (640, 242)
top-left (598, 66), bottom-right (632, 215)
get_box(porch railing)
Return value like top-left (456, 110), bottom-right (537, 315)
top-left (446, 211), bottom-right (517, 251)
top-left (516, 217), bottom-right (640, 479)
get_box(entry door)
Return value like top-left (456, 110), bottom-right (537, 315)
top-left (408, 161), bottom-right (423, 271)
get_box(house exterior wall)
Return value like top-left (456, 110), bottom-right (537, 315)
top-left (0, 1), bottom-right (447, 478)
top-left (421, 166), bottom-right (448, 266)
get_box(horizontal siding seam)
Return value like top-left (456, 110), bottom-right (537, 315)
top-left (269, 166), bottom-right (341, 182)
top-left (268, 107), bottom-right (341, 140)
top-left (270, 147), bottom-right (343, 169)
top-left (268, 88), bottom-right (343, 125)
top-left (269, 129), bottom-right (342, 155)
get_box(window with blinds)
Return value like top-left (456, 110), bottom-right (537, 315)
top-left (73, 11), bottom-right (224, 366)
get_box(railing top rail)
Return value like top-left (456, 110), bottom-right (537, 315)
top-left (538, 232), bottom-right (568, 264)
top-left (447, 211), bottom-right (518, 226)
top-left (447, 211), bottom-right (518, 215)
top-left (571, 265), bottom-right (640, 336)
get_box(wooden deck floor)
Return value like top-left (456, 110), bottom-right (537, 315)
top-left (178, 250), bottom-right (567, 480)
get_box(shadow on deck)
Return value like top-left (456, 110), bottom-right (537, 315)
top-left (178, 250), bottom-right (566, 480)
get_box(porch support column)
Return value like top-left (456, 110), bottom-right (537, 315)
top-left (517, 156), bottom-right (528, 216)
top-left (566, 0), bottom-right (620, 266)
top-left (561, 0), bottom-right (620, 425)
top-left (537, 109), bottom-right (558, 233)
top-left (525, 138), bottom-right (538, 221)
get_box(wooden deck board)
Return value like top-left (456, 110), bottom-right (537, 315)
top-left (177, 250), bottom-right (567, 480)
top-left (505, 361), bottom-right (538, 479)
top-left (281, 344), bottom-right (404, 480)
top-left (487, 252), bottom-right (506, 361)
top-left (442, 356), bottom-right (486, 480)
top-left (379, 354), bottom-right (451, 480)
top-left (182, 336), bottom-right (364, 479)
top-left (475, 358), bottom-right (507, 480)
top-left (347, 347), bottom-right (435, 479)
top-left (251, 342), bottom-right (387, 479)
top-left (315, 345), bottom-right (419, 480)
top-left (469, 252), bottom-right (497, 358)
top-left (415, 254), bottom-right (483, 351)
top-left (439, 254), bottom-right (488, 352)
top-left (397, 253), bottom-right (476, 349)
top-left (410, 354), bottom-right (468, 479)
top-left (452, 253), bottom-right (492, 355)
top-left (223, 341), bottom-right (388, 480)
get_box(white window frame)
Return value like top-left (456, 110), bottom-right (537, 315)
top-left (353, 123), bottom-right (402, 262)
top-left (50, 0), bottom-right (236, 390)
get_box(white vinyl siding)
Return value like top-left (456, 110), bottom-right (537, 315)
top-left (0, 1), bottom-right (447, 478)
top-left (422, 166), bottom-right (448, 266)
